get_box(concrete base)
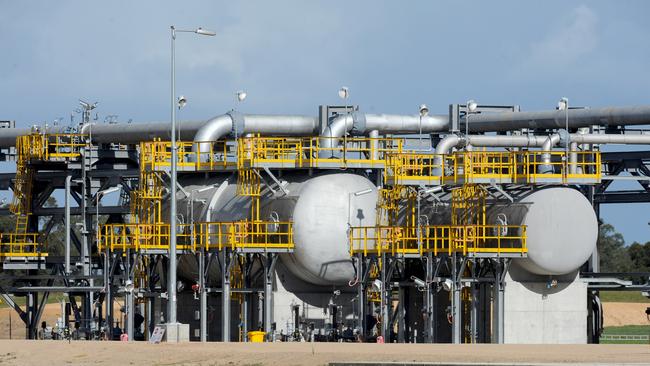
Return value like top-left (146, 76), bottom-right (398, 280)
top-left (504, 268), bottom-right (587, 344)
top-left (160, 323), bottom-right (190, 343)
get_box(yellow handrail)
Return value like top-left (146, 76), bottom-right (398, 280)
top-left (349, 224), bottom-right (527, 257)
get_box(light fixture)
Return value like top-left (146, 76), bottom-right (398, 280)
top-left (467, 100), bottom-right (478, 113)
top-left (236, 90), bottom-right (247, 102)
top-left (558, 97), bottom-right (569, 111)
top-left (177, 95), bottom-right (187, 109)
top-left (338, 86), bottom-right (349, 100)
top-left (419, 104), bottom-right (429, 117)
top-left (195, 27), bottom-right (216, 36)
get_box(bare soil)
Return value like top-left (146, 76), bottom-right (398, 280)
top-left (0, 341), bottom-right (647, 365)
top-left (603, 302), bottom-right (650, 327)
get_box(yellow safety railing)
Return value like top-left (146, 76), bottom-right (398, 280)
top-left (16, 133), bottom-right (85, 161)
top-left (139, 140), bottom-right (237, 172)
top-left (349, 224), bottom-right (526, 257)
top-left (238, 136), bottom-right (404, 168)
top-left (458, 151), bottom-right (516, 184)
top-left (384, 150), bottom-right (601, 186)
top-left (99, 221), bottom-right (294, 252)
top-left (194, 221), bottom-right (294, 251)
top-left (98, 223), bottom-right (194, 252)
top-left (384, 153), bottom-right (457, 185)
top-left (516, 151), bottom-right (601, 184)
top-left (44, 134), bottom-right (86, 160)
top-left (0, 233), bottom-right (47, 257)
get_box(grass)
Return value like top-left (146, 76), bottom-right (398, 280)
top-left (601, 325), bottom-right (650, 344)
top-left (602, 325), bottom-right (650, 335)
top-left (599, 291), bottom-right (650, 303)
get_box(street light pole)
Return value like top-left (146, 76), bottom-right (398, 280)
top-left (169, 25), bottom-right (215, 327)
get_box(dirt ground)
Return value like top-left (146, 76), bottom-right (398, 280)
top-left (0, 341), bottom-right (646, 366)
top-left (603, 302), bottom-right (650, 327)
top-left (0, 302), bottom-right (62, 339)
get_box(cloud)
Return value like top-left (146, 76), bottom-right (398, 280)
top-left (514, 5), bottom-right (599, 76)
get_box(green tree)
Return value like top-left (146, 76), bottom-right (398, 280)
top-left (597, 223), bottom-right (633, 272)
top-left (628, 241), bottom-right (650, 272)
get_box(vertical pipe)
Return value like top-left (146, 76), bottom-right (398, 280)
top-left (470, 261), bottom-right (478, 343)
top-left (357, 255), bottom-right (365, 339)
top-left (222, 251), bottom-right (230, 342)
top-left (425, 254), bottom-right (434, 343)
top-left (168, 25), bottom-right (178, 325)
top-left (452, 256), bottom-right (462, 344)
top-left (494, 259), bottom-right (505, 344)
top-left (64, 175), bottom-right (71, 274)
top-left (104, 247), bottom-right (111, 337)
top-left (569, 142), bottom-right (578, 175)
top-left (369, 130), bottom-right (379, 161)
top-left (264, 256), bottom-right (274, 341)
top-left (126, 252), bottom-right (134, 342)
top-left (380, 254), bottom-right (389, 341)
top-left (243, 293), bottom-right (249, 342)
top-left (199, 253), bottom-right (207, 342)
top-left (397, 286), bottom-right (405, 343)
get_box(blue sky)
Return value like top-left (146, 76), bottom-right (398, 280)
top-left (1, 1), bottom-right (649, 243)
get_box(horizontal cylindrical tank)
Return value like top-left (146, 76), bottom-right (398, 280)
top-left (487, 187), bottom-right (598, 275)
top-left (174, 173), bottom-right (377, 287)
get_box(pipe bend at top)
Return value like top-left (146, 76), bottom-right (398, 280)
top-left (192, 114), bottom-right (234, 155)
top-left (318, 112), bottom-right (448, 157)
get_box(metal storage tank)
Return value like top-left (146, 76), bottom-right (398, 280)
top-left (175, 173), bottom-right (377, 287)
top-left (487, 187), bottom-right (598, 275)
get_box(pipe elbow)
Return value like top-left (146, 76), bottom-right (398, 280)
top-left (192, 114), bottom-right (234, 161)
top-left (318, 113), bottom-right (356, 157)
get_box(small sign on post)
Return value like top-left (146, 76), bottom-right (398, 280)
top-left (150, 326), bottom-right (166, 344)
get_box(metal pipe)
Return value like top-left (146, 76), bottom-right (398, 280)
top-left (64, 175), bottom-right (72, 274)
top-left (462, 105), bottom-right (650, 132)
top-left (569, 142), bottom-right (579, 175)
top-left (80, 121), bottom-right (205, 144)
top-left (570, 133), bottom-right (650, 145)
top-left (319, 113), bottom-right (447, 156)
top-left (539, 134), bottom-right (560, 174)
top-left (193, 114), bottom-right (318, 160)
top-left (169, 25), bottom-right (178, 326)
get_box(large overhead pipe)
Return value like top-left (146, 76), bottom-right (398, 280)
top-left (82, 121), bottom-right (206, 144)
top-left (192, 113), bottom-right (318, 160)
top-left (1, 104), bottom-right (649, 149)
top-left (319, 113), bottom-right (448, 157)
top-left (461, 106), bottom-right (650, 133)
